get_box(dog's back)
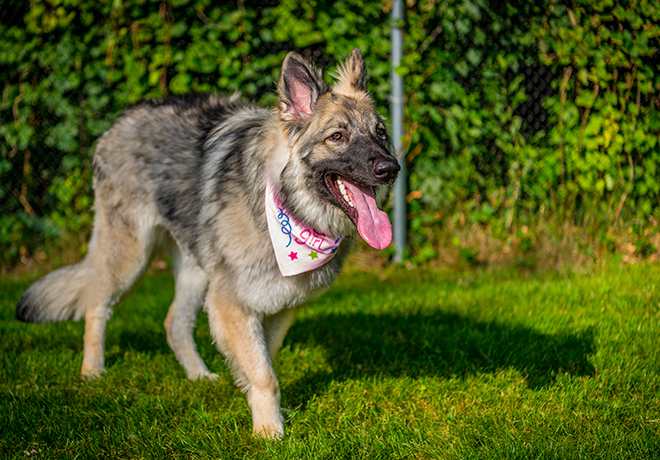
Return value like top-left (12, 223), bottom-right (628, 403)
top-left (92, 94), bottom-right (271, 259)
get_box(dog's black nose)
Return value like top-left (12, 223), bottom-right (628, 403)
top-left (373, 158), bottom-right (401, 179)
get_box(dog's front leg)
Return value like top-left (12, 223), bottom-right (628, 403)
top-left (206, 282), bottom-right (284, 438)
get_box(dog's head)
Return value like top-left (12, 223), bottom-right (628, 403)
top-left (276, 49), bottom-right (400, 250)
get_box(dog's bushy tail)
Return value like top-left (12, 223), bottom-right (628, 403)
top-left (16, 259), bottom-right (91, 323)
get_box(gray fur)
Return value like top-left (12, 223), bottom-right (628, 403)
top-left (16, 49), bottom-right (399, 438)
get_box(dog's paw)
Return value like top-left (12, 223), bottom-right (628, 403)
top-left (81, 367), bottom-right (105, 380)
top-left (188, 370), bottom-right (221, 382)
top-left (253, 423), bottom-right (284, 440)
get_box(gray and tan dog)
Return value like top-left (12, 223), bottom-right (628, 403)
top-left (16, 49), bottom-right (399, 438)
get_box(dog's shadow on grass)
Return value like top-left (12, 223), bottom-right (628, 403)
top-left (284, 290), bottom-right (596, 404)
top-left (75, 271), bottom-right (595, 403)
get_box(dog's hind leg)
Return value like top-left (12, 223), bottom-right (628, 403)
top-left (80, 202), bottom-right (159, 378)
top-left (164, 244), bottom-right (214, 380)
top-left (81, 300), bottom-right (113, 379)
top-left (206, 282), bottom-right (284, 438)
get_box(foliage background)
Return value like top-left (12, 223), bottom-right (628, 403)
top-left (1, 0), bottom-right (659, 268)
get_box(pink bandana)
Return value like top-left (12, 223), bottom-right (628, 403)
top-left (265, 179), bottom-right (344, 277)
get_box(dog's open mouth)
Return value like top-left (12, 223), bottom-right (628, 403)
top-left (325, 174), bottom-right (392, 250)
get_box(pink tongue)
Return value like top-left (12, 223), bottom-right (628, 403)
top-left (343, 180), bottom-right (392, 250)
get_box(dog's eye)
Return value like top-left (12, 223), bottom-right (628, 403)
top-left (329, 132), bottom-right (343, 141)
top-left (376, 127), bottom-right (386, 138)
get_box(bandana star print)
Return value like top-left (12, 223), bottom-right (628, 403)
top-left (265, 179), bottom-right (344, 277)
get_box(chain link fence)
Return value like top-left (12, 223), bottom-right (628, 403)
top-left (1, 0), bottom-right (658, 266)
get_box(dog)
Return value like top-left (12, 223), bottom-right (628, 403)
top-left (16, 48), bottom-right (399, 438)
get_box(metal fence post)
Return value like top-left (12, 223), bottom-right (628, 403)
top-left (391, 0), bottom-right (406, 262)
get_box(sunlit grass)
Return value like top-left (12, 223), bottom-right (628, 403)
top-left (1, 262), bottom-right (659, 458)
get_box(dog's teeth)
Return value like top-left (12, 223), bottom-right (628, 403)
top-left (340, 187), bottom-right (354, 207)
top-left (334, 177), bottom-right (354, 208)
top-left (343, 194), bottom-right (354, 208)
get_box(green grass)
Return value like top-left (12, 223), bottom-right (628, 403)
top-left (1, 263), bottom-right (659, 459)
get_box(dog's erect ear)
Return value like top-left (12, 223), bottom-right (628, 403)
top-left (334, 48), bottom-right (367, 94)
top-left (278, 52), bottom-right (327, 123)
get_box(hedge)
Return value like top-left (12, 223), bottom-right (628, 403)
top-left (0, 0), bottom-right (658, 265)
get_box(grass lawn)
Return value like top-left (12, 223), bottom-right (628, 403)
top-left (1, 261), bottom-right (659, 459)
